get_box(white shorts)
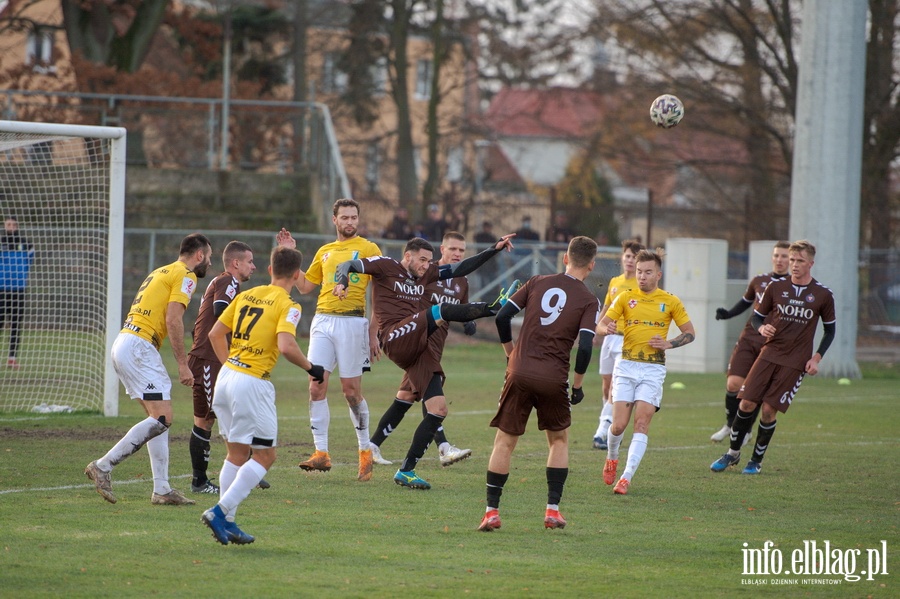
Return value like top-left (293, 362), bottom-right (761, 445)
top-left (599, 334), bottom-right (623, 375)
top-left (307, 314), bottom-right (370, 378)
top-left (111, 333), bottom-right (172, 401)
top-left (612, 360), bottom-right (666, 409)
top-left (212, 367), bottom-right (278, 448)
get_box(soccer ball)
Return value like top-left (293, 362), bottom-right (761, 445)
top-left (649, 94), bottom-right (684, 129)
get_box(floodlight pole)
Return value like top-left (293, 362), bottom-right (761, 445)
top-left (219, 0), bottom-right (233, 171)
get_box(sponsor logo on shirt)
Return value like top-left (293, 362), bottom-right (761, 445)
top-left (182, 277), bottom-right (196, 296)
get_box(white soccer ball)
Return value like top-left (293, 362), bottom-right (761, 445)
top-left (649, 94), bottom-right (684, 129)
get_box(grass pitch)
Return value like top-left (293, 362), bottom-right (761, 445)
top-left (0, 340), bottom-right (896, 598)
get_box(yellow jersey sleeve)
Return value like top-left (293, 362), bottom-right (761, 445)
top-left (122, 261), bottom-right (198, 349)
top-left (220, 285), bottom-right (302, 379)
top-left (311, 237), bottom-right (380, 316)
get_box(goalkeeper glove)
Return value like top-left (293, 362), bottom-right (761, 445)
top-left (715, 307), bottom-right (729, 321)
top-left (463, 321), bottom-right (477, 336)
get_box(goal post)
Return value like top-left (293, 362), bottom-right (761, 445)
top-left (0, 120), bottom-right (126, 416)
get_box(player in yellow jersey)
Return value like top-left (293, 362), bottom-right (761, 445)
top-left (201, 246), bottom-right (324, 545)
top-left (592, 239), bottom-right (644, 450)
top-left (597, 249), bottom-right (695, 495)
top-left (85, 233), bottom-right (212, 506)
top-left (277, 198), bottom-right (382, 481)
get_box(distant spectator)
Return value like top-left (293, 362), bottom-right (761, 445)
top-left (514, 215), bottom-right (540, 242)
top-left (382, 207), bottom-right (412, 240)
top-left (546, 212), bottom-right (575, 244)
top-left (473, 221), bottom-right (496, 246)
top-left (421, 204), bottom-right (448, 241)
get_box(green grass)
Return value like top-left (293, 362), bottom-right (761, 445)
top-left (0, 340), bottom-right (897, 598)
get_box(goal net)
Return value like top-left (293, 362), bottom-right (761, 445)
top-left (0, 121), bottom-right (125, 416)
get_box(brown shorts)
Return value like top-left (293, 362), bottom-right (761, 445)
top-left (383, 311), bottom-right (444, 399)
top-left (726, 334), bottom-right (764, 379)
top-left (490, 372), bottom-right (571, 436)
top-left (188, 354), bottom-right (222, 419)
top-left (738, 359), bottom-right (805, 414)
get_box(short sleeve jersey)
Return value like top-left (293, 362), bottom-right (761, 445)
top-left (738, 272), bottom-right (786, 340)
top-left (305, 236), bottom-right (380, 316)
top-left (754, 277), bottom-right (836, 371)
top-left (422, 272), bottom-right (469, 349)
top-left (219, 285), bottom-right (302, 380)
top-left (607, 287), bottom-right (691, 365)
top-left (122, 260), bottom-right (198, 349)
top-left (603, 273), bottom-right (639, 330)
top-left (507, 273), bottom-right (600, 382)
top-left (360, 256), bottom-right (440, 333)
top-left (189, 271), bottom-right (240, 361)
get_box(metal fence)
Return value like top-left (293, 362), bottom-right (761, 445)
top-left (0, 90), bottom-right (350, 232)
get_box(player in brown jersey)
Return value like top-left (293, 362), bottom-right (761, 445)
top-left (333, 234), bottom-right (516, 489)
top-left (368, 232), bottom-right (475, 468)
top-left (187, 241), bottom-right (256, 495)
top-left (477, 236), bottom-right (599, 532)
top-left (710, 241), bottom-right (790, 444)
top-left (711, 240), bottom-right (836, 475)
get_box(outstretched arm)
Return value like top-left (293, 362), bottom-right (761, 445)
top-left (716, 297), bottom-right (753, 320)
top-left (440, 234), bottom-right (516, 279)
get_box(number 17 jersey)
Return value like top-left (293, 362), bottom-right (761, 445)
top-left (218, 284), bottom-right (302, 380)
top-left (507, 273), bottom-right (599, 382)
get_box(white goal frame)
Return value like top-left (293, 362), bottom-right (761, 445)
top-left (0, 120), bottom-right (125, 416)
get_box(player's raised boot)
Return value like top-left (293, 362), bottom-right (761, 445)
top-left (84, 460), bottom-right (116, 504)
top-left (478, 509), bottom-right (501, 532)
top-left (710, 424), bottom-right (731, 442)
top-left (439, 445), bottom-right (472, 467)
top-left (393, 469), bottom-right (431, 490)
top-left (152, 489), bottom-right (196, 505)
top-left (256, 478), bottom-right (271, 489)
top-left (488, 279), bottom-right (521, 313)
top-left (224, 520), bottom-right (255, 544)
top-left (298, 450), bottom-right (332, 472)
top-left (742, 460), bottom-right (762, 475)
top-left (370, 444), bottom-right (392, 465)
top-left (592, 435), bottom-right (608, 450)
top-left (613, 478), bottom-right (630, 495)
top-left (710, 452), bottom-right (740, 472)
top-left (544, 509), bottom-right (567, 529)
top-left (358, 448), bottom-right (374, 482)
top-left (603, 458), bottom-right (618, 485)
top-left (201, 505), bottom-right (230, 545)
top-left (191, 479), bottom-right (220, 494)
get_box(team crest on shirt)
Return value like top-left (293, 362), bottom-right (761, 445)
top-left (805, 293), bottom-right (815, 303)
top-left (182, 277), bottom-right (196, 296)
top-left (659, 303), bottom-right (667, 312)
top-left (286, 307), bottom-right (301, 326)
top-left (628, 299), bottom-right (638, 308)
top-left (321, 252), bottom-right (330, 264)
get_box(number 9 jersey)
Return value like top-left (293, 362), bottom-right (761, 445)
top-left (506, 273), bottom-right (600, 381)
top-left (218, 284), bottom-right (302, 380)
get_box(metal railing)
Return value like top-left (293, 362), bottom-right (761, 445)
top-left (0, 90), bottom-right (350, 231)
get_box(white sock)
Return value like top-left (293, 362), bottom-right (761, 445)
top-left (547, 503), bottom-right (559, 511)
top-left (309, 398), bottom-right (330, 452)
top-left (219, 459), bottom-right (240, 495)
top-left (622, 432), bottom-right (648, 481)
top-left (219, 458), bottom-right (267, 517)
top-left (349, 399), bottom-right (370, 449)
top-left (438, 442), bottom-right (450, 455)
top-left (98, 416), bottom-right (166, 470)
top-left (147, 430), bottom-right (171, 495)
top-left (607, 429), bottom-right (625, 460)
top-left (599, 403), bottom-right (614, 438)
